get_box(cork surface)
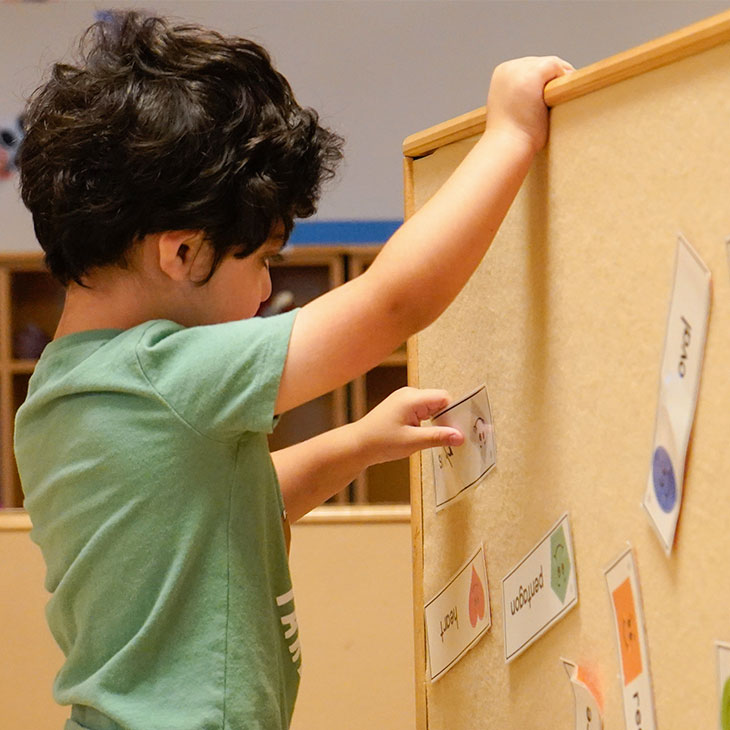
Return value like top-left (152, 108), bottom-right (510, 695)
top-left (412, 42), bottom-right (730, 729)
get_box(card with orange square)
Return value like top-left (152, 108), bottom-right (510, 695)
top-left (605, 547), bottom-right (657, 730)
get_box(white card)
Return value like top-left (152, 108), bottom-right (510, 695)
top-left (716, 641), bottom-right (730, 730)
top-left (431, 384), bottom-right (496, 510)
top-left (501, 513), bottom-right (577, 663)
top-left (605, 547), bottom-right (657, 730)
top-left (561, 658), bottom-right (603, 730)
top-left (424, 544), bottom-right (491, 682)
top-left (643, 234), bottom-right (711, 554)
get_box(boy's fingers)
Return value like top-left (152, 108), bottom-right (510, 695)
top-left (541, 56), bottom-right (574, 81)
top-left (546, 55), bottom-right (574, 70)
top-left (400, 387), bottom-right (452, 421)
top-left (411, 426), bottom-right (463, 450)
top-left (555, 58), bottom-right (575, 76)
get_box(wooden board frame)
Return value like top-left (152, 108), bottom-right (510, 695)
top-left (404, 152), bottom-right (428, 728)
top-left (403, 7), bottom-right (730, 159)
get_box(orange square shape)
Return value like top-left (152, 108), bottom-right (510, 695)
top-left (612, 578), bottom-right (642, 685)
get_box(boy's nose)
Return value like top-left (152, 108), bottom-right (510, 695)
top-left (262, 272), bottom-right (273, 302)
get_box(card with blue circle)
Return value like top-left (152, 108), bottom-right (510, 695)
top-left (642, 234), bottom-right (711, 555)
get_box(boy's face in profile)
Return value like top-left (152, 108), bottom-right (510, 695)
top-left (190, 226), bottom-right (286, 324)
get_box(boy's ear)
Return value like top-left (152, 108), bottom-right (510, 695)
top-left (157, 230), bottom-right (212, 282)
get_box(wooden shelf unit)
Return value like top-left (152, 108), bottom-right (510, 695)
top-left (0, 254), bottom-right (65, 508)
top-left (0, 246), bottom-right (410, 508)
top-left (347, 249), bottom-right (409, 504)
top-left (263, 246), bottom-right (350, 503)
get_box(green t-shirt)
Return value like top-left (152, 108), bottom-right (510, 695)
top-left (14, 312), bottom-right (301, 730)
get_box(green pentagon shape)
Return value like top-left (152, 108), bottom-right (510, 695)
top-left (550, 525), bottom-right (571, 603)
top-left (722, 677), bottom-right (730, 730)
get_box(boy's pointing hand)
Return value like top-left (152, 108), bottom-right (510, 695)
top-left (355, 387), bottom-right (464, 466)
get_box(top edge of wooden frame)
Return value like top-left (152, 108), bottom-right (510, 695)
top-left (403, 8), bottom-right (730, 159)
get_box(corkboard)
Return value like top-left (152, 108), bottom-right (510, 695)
top-left (406, 13), bottom-right (730, 730)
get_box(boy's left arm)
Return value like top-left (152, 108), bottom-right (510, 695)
top-left (271, 387), bottom-right (463, 523)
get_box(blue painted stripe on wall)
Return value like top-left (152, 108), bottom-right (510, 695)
top-left (289, 220), bottom-right (401, 244)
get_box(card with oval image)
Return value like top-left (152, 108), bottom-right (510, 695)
top-left (430, 384), bottom-right (496, 510)
top-left (642, 234), bottom-right (711, 554)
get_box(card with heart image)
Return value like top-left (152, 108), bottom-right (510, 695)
top-left (424, 543), bottom-right (491, 681)
top-left (430, 384), bottom-right (496, 510)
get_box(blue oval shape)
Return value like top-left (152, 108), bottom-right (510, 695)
top-left (653, 446), bottom-right (677, 513)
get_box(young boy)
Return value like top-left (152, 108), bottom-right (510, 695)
top-left (14, 10), bottom-right (571, 730)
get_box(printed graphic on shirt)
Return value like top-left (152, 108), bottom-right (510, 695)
top-left (276, 588), bottom-right (302, 675)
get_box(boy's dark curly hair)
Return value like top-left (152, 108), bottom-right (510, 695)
top-left (19, 11), bottom-right (344, 285)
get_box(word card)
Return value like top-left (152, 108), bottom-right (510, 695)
top-left (605, 547), bottom-right (656, 730)
top-left (716, 641), bottom-right (730, 730)
top-left (431, 384), bottom-right (496, 510)
top-left (501, 513), bottom-right (577, 662)
top-left (643, 234), bottom-right (711, 554)
top-left (424, 544), bottom-right (491, 682)
top-left (561, 658), bottom-right (603, 730)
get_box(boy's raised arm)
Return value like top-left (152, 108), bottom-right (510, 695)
top-left (275, 56), bottom-right (572, 416)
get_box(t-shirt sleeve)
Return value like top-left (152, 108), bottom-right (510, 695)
top-left (134, 310), bottom-right (298, 441)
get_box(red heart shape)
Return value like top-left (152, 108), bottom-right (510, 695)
top-left (469, 565), bottom-right (485, 628)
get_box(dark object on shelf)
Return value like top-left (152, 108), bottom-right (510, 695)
top-left (0, 114), bottom-right (25, 179)
top-left (13, 324), bottom-right (51, 360)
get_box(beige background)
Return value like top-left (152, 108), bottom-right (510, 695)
top-left (0, 510), bottom-right (415, 729)
top-left (411, 42), bottom-right (730, 729)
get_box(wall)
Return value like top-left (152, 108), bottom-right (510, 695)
top-left (0, 508), bottom-right (415, 729)
top-left (1, 0), bottom-right (729, 252)
top-left (289, 509), bottom-right (416, 730)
